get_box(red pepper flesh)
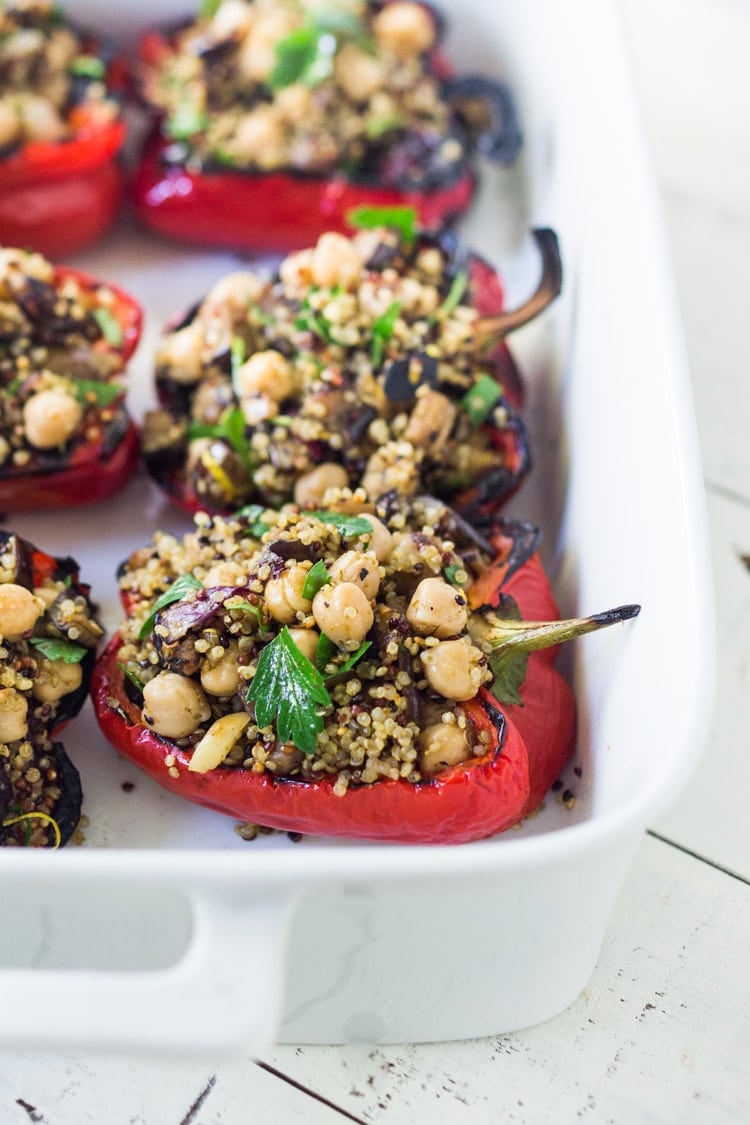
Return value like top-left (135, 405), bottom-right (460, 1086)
top-left (91, 546), bottom-right (575, 845)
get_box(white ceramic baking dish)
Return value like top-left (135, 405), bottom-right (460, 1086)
top-left (0, 0), bottom-right (713, 1054)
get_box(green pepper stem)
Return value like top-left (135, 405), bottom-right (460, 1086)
top-left (486, 603), bottom-right (641, 655)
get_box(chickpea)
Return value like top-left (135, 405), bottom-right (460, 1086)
top-left (241, 395), bottom-right (278, 426)
top-left (418, 722), bottom-right (471, 777)
top-left (311, 233), bottom-right (363, 290)
top-left (421, 640), bottom-right (487, 701)
top-left (0, 99), bottom-right (20, 150)
top-left (404, 389), bottom-right (456, 453)
top-left (0, 688), bottom-right (28, 744)
top-left (287, 627), bottom-right (320, 664)
top-left (203, 270), bottom-right (264, 312)
top-left (231, 106), bottom-right (285, 168)
top-left (203, 560), bottom-right (246, 588)
top-left (200, 645), bottom-right (241, 697)
top-left (406, 577), bottom-right (467, 638)
top-left (313, 582), bottom-right (373, 651)
top-left (32, 656), bottom-right (83, 703)
top-left (373, 2), bottom-right (436, 57)
top-left (329, 551), bottom-right (380, 600)
top-left (279, 248), bottom-right (314, 296)
top-left (142, 672), bottom-right (211, 740)
top-left (264, 566), bottom-right (312, 624)
top-left (275, 83), bottom-right (314, 124)
top-left (18, 94), bottom-right (66, 142)
top-left (294, 462), bottom-right (349, 509)
top-left (234, 350), bottom-right (293, 402)
top-left (211, 0), bottom-right (254, 38)
top-left (23, 389), bottom-right (82, 450)
top-left (156, 322), bottom-right (205, 385)
top-left (0, 583), bottom-right (44, 641)
top-left (335, 44), bottom-right (385, 102)
top-left (358, 514), bottom-right (393, 562)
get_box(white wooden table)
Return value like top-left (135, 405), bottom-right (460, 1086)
top-left (2, 0), bottom-right (749, 1119)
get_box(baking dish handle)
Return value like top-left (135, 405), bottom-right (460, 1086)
top-left (0, 885), bottom-right (296, 1055)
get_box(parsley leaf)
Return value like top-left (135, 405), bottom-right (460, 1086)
top-left (326, 640), bottom-right (371, 680)
top-left (29, 637), bottom-right (87, 663)
top-left (461, 372), bottom-right (502, 426)
top-left (308, 511), bottom-right (372, 539)
top-left (270, 10), bottom-right (371, 91)
top-left (347, 205), bottom-right (417, 246)
top-left (294, 302), bottom-right (334, 342)
top-left (187, 405), bottom-right (255, 473)
top-left (70, 55), bottom-right (106, 79)
top-left (247, 626), bottom-right (331, 755)
top-left (71, 379), bottom-right (123, 407)
top-left (444, 564), bottom-right (466, 587)
top-left (371, 301), bottom-right (402, 368)
top-left (118, 662), bottom-right (145, 692)
top-left (301, 560), bottom-right (331, 600)
top-left (138, 574), bottom-right (203, 640)
top-left (93, 307), bottom-right (124, 347)
top-left (434, 271), bottom-right (469, 319)
top-left (315, 632), bottom-right (338, 671)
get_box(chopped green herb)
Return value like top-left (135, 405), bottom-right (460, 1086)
top-left (235, 503), bottom-right (271, 538)
top-left (166, 108), bottom-right (209, 140)
top-left (92, 307), bottom-right (124, 347)
top-left (365, 114), bottom-right (404, 140)
top-left (315, 632), bottom-right (338, 671)
top-left (4, 376), bottom-right (23, 396)
top-left (308, 511), bottom-right (372, 539)
top-left (347, 205), bottom-right (417, 247)
top-left (29, 637), bottom-right (87, 663)
top-left (200, 0), bottom-right (222, 16)
top-left (118, 662), bottom-right (146, 692)
top-left (270, 10), bottom-right (371, 91)
top-left (138, 574), bottom-right (203, 640)
top-left (246, 627), bottom-right (331, 755)
top-left (187, 405), bottom-right (255, 473)
top-left (326, 641), bottom-right (371, 680)
top-left (444, 564), bottom-right (466, 587)
top-left (461, 372), bottom-right (502, 426)
top-left (231, 335), bottom-right (246, 373)
top-left (371, 301), bottom-right (402, 368)
top-left (247, 300), bottom-right (273, 326)
top-left (295, 303), bottom-right (334, 343)
top-left (434, 270), bottom-right (469, 319)
top-left (301, 560), bottom-right (331, 600)
top-left (71, 378), bottom-right (123, 408)
top-left (70, 55), bottom-right (106, 78)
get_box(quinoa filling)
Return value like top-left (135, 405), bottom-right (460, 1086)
top-left (0, 0), bottom-right (120, 157)
top-left (0, 247), bottom-right (129, 476)
top-left (144, 223), bottom-right (526, 513)
top-left (0, 531), bottom-right (103, 847)
top-left (138, 0), bottom-right (470, 187)
top-left (115, 495), bottom-right (511, 793)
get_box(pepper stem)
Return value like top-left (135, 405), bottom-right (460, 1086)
top-left (475, 229), bottom-right (563, 344)
top-left (487, 603), bottom-right (641, 654)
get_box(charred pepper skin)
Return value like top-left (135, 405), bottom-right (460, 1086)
top-left (0, 266), bottom-right (142, 513)
top-left (90, 533), bottom-right (575, 845)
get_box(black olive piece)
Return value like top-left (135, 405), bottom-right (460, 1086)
top-left (346, 404), bottom-right (378, 445)
top-left (383, 352), bottom-right (439, 403)
top-left (268, 539), bottom-right (315, 562)
top-left (442, 76), bottom-right (523, 165)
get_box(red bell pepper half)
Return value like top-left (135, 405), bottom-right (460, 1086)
top-left (0, 265), bottom-right (142, 513)
top-left (0, 532), bottom-right (102, 848)
top-left (132, 4), bottom-right (521, 253)
top-left (90, 519), bottom-right (638, 845)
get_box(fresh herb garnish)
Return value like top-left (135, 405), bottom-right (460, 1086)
top-left (347, 205), bottom-right (417, 247)
top-left (270, 10), bottom-right (371, 91)
top-left (70, 55), bottom-right (105, 78)
top-left (231, 335), bottom-right (246, 374)
top-left (187, 405), bottom-right (255, 473)
top-left (434, 270), bottom-right (469, 319)
top-left (246, 626), bottom-right (331, 755)
top-left (118, 662), bottom-right (145, 692)
top-left (29, 637), bottom-right (87, 663)
top-left (365, 114), bottom-right (404, 140)
top-left (235, 503), bottom-right (271, 538)
top-left (295, 301), bottom-right (334, 343)
top-left (199, 0), bottom-right (222, 16)
top-left (166, 108), bottom-right (209, 140)
top-left (315, 632), bottom-right (338, 671)
top-left (308, 511), bottom-right (372, 539)
top-left (93, 307), bottom-right (124, 347)
top-left (223, 598), bottom-right (270, 635)
top-left (301, 560), bottom-right (331, 600)
top-left (71, 379), bottom-right (123, 407)
top-left (371, 301), bottom-right (402, 368)
top-left (138, 574), bottom-right (203, 640)
top-left (461, 372), bottom-right (502, 426)
top-left (444, 564), bottom-right (466, 587)
top-left (327, 640), bottom-right (371, 679)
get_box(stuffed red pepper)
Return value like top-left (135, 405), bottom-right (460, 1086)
top-left (133, 0), bottom-right (521, 251)
top-left (0, 529), bottom-right (103, 848)
top-left (91, 496), bottom-right (638, 844)
top-left (0, 247), bottom-right (142, 512)
top-left (0, 1), bottom-right (127, 257)
top-left (143, 219), bottom-right (560, 524)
